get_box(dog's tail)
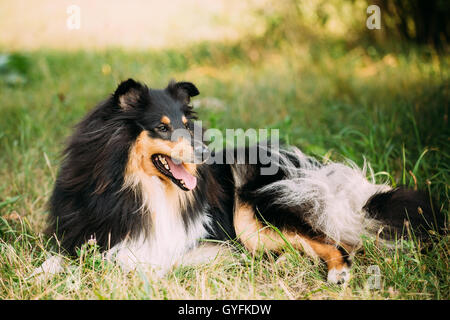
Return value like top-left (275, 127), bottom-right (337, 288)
top-left (362, 187), bottom-right (446, 241)
top-left (255, 147), bottom-right (446, 247)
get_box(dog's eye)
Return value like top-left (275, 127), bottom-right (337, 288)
top-left (156, 124), bottom-right (169, 132)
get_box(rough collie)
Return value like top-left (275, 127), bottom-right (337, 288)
top-left (44, 79), bottom-right (444, 283)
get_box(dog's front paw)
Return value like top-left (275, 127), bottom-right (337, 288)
top-left (327, 266), bottom-right (350, 285)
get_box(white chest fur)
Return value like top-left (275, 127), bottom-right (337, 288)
top-left (106, 176), bottom-right (210, 275)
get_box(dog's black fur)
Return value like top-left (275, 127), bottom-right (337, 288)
top-left (46, 79), bottom-right (445, 280)
top-left (47, 79), bottom-right (238, 255)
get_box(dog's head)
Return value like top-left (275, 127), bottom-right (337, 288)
top-left (114, 79), bottom-right (208, 191)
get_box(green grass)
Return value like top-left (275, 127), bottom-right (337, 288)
top-left (0, 37), bottom-right (448, 299)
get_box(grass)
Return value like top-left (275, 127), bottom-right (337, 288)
top-left (0, 35), bottom-right (448, 299)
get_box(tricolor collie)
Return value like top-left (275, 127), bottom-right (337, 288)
top-left (46, 79), bottom-right (444, 283)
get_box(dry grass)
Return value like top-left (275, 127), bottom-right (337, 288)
top-left (0, 1), bottom-right (448, 300)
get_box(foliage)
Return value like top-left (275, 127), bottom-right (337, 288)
top-left (0, 53), bottom-right (30, 86)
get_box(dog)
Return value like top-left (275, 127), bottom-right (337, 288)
top-left (45, 79), bottom-right (445, 283)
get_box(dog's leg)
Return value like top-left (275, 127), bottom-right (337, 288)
top-left (234, 202), bottom-right (286, 253)
top-left (28, 255), bottom-right (66, 280)
top-left (177, 243), bottom-right (232, 267)
top-left (234, 201), bottom-right (351, 284)
top-left (299, 237), bottom-right (351, 284)
top-left (104, 237), bottom-right (149, 273)
top-left (104, 236), bottom-right (174, 277)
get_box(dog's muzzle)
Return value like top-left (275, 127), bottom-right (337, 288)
top-left (193, 142), bottom-right (210, 164)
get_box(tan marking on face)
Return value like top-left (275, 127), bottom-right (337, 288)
top-left (125, 131), bottom-right (197, 187)
top-left (161, 116), bottom-right (171, 125)
top-left (182, 116), bottom-right (187, 124)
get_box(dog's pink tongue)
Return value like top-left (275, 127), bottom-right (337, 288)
top-left (165, 156), bottom-right (197, 190)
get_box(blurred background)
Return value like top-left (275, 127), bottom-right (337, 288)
top-left (0, 0), bottom-right (262, 50)
top-left (0, 0), bottom-right (448, 229)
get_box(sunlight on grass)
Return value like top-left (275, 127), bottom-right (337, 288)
top-left (0, 0), bottom-right (448, 300)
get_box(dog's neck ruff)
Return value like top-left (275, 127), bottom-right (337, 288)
top-left (108, 174), bottom-right (209, 274)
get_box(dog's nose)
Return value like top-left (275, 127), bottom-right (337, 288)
top-left (194, 143), bottom-right (210, 163)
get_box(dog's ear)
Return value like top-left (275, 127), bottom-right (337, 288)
top-left (175, 81), bottom-right (199, 98)
top-left (167, 80), bottom-right (199, 104)
top-left (113, 79), bottom-right (147, 110)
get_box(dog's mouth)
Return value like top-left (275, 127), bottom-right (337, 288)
top-left (151, 154), bottom-right (197, 191)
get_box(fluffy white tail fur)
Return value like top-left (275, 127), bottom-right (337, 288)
top-left (257, 147), bottom-right (391, 246)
